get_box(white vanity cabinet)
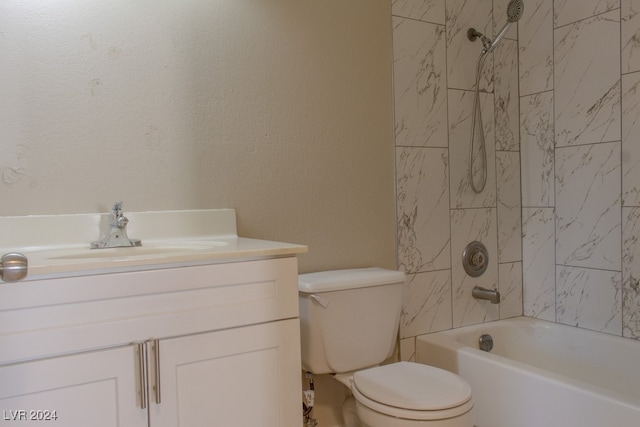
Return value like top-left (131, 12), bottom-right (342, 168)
top-left (0, 256), bottom-right (303, 426)
top-left (150, 319), bottom-right (301, 426)
top-left (0, 344), bottom-right (146, 426)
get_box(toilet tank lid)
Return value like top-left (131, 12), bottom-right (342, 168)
top-left (298, 268), bottom-right (406, 293)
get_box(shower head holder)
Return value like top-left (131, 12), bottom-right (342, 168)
top-left (467, 28), bottom-right (492, 52)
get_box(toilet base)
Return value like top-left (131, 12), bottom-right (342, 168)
top-left (336, 377), bottom-right (473, 427)
top-left (356, 400), bottom-right (474, 427)
top-left (342, 396), bottom-right (362, 427)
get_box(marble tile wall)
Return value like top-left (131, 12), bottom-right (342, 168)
top-left (395, 0), bottom-right (640, 358)
top-left (520, 0), bottom-right (640, 340)
top-left (392, 0), bottom-right (522, 359)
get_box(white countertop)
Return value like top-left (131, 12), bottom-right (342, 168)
top-left (0, 209), bottom-right (307, 280)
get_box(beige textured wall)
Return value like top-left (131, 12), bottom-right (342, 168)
top-left (0, 1), bottom-right (396, 273)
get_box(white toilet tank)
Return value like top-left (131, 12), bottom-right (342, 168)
top-left (298, 268), bottom-right (406, 374)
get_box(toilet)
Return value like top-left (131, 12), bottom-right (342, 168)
top-left (298, 268), bottom-right (474, 427)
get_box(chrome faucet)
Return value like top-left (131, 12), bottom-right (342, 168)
top-left (90, 202), bottom-right (142, 249)
top-left (472, 286), bottom-right (500, 304)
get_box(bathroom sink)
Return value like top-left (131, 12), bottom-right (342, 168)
top-left (48, 241), bottom-right (229, 260)
top-left (0, 209), bottom-right (306, 279)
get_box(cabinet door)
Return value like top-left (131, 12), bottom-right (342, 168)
top-left (150, 319), bottom-right (302, 427)
top-left (0, 345), bottom-right (147, 427)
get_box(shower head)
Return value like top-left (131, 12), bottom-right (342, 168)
top-left (487, 0), bottom-right (524, 52)
top-left (506, 0), bottom-right (524, 23)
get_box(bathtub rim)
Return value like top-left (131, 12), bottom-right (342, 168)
top-left (415, 316), bottom-right (640, 410)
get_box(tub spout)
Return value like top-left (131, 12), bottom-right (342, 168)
top-left (472, 286), bottom-right (500, 304)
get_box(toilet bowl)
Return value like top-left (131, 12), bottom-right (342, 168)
top-left (349, 362), bottom-right (473, 427)
top-left (298, 268), bottom-right (474, 427)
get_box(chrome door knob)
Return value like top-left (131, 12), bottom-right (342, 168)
top-left (1, 252), bottom-right (28, 282)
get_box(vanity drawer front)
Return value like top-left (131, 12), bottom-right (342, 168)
top-left (0, 257), bottom-right (299, 364)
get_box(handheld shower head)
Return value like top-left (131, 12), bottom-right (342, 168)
top-left (506, 0), bottom-right (525, 23)
top-left (487, 0), bottom-right (524, 52)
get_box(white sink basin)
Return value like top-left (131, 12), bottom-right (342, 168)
top-left (49, 241), bottom-right (229, 260)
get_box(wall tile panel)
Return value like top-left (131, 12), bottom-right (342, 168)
top-left (393, 18), bottom-right (448, 148)
top-left (554, 11), bottom-right (621, 147)
top-left (396, 147), bottom-right (451, 273)
top-left (518, 0), bottom-right (554, 95)
top-left (622, 72), bottom-right (640, 207)
top-left (555, 142), bottom-right (621, 271)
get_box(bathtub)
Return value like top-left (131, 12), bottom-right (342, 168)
top-left (415, 317), bottom-right (640, 427)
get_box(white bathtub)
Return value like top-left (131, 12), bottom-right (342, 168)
top-left (416, 317), bottom-right (640, 427)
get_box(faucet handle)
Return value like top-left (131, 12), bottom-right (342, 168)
top-left (111, 202), bottom-right (129, 228)
top-left (112, 202), bottom-right (123, 214)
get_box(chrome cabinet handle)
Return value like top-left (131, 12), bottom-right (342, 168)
top-left (152, 339), bottom-right (161, 404)
top-left (0, 253), bottom-right (28, 283)
top-left (136, 342), bottom-right (148, 409)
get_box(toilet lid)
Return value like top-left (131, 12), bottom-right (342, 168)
top-left (352, 362), bottom-right (472, 411)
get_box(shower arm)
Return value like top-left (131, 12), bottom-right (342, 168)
top-left (468, 22), bottom-right (512, 55)
top-left (467, 28), bottom-right (492, 53)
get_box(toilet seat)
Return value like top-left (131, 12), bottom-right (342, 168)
top-left (351, 362), bottom-right (473, 421)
